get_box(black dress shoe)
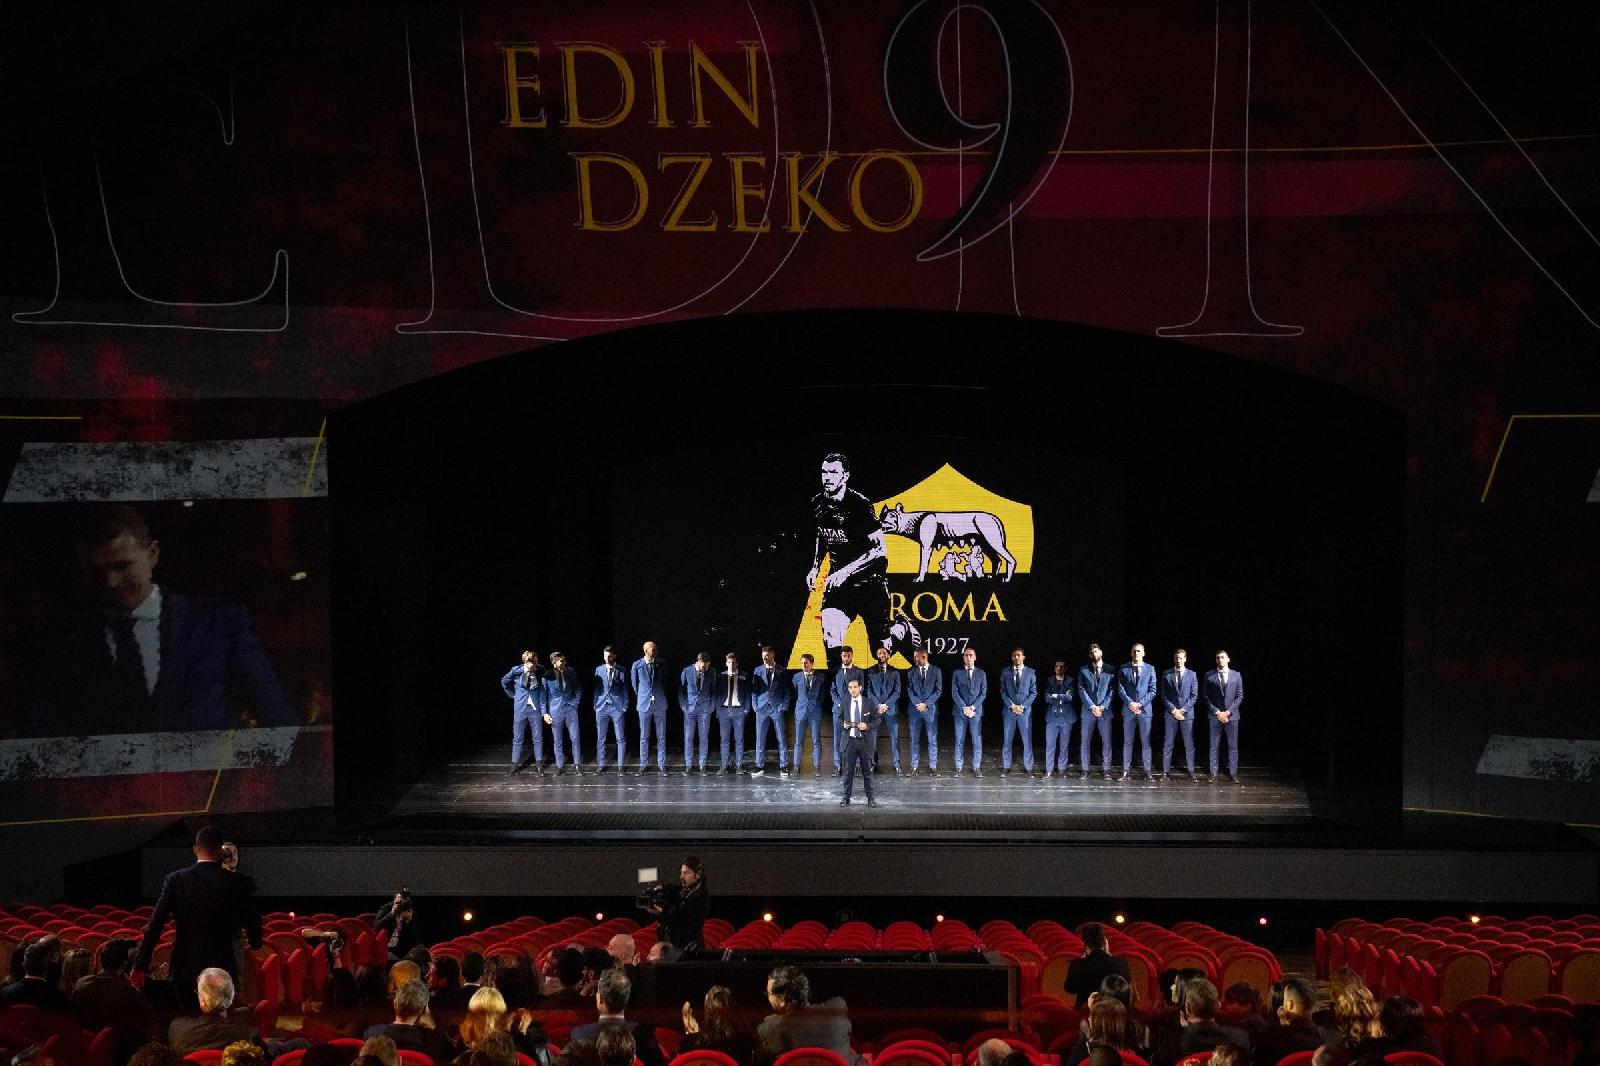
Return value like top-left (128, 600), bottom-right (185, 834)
top-left (839, 797), bottom-right (851, 806)
top-left (895, 767), bottom-right (906, 777)
top-left (969, 768), bottom-right (980, 778)
top-left (533, 765), bottom-right (546, 777)
top-left (866, 798), bottom-right (879, 808)
top-left (507, 765), bottom-right (520, 776)
top-left (831, 767), bottom-right (841, 776)
top-left (1114, 770), bottom-right (1128, 781)
top-left (1227, 772), bottom-right (1240, 783)
top-left (1201, 772), bottom-right (1215, 782)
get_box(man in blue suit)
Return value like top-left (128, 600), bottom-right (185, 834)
top-left (1160, 648), bottom-right (1199, 780)
top-left (1117, 643), bottom-right (1158, 781)
top-left (1202, 649), bottom-right (1245, 783)
top-left (1041, 657), bottom-right (1077, 779)
top-left (546, 651), bottom-right (583, 775)
top-left (791, 654), bottom-right (828, 775)
top-left (951, 646), bottom-right (987, 776)
top-left (751, 645), bottom-right (792, 778)
top-left (828, 646), bottom-right (866, 776)
top-left (998, 647), bottom-right (1039, 778)
top-left (1077, 644), bottom-right (1115, 778)
top-left (631, 640), bottom-right (669, 775)
top-left (593, 646), bottom-right (631, 773)
top-left (501, 650), bottom-right (548, 775)
top-left (905, 647), bottom-right (942, 775)
top-left (716, 652), bottom-right (752, 773)
top-left (678, 653), bottom-right (717, 772)
top-left (865, 646), bottom-right (903, 775)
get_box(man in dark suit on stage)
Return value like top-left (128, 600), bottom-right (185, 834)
top-left (828, 646), bottom-right (865, 777)
top-left (1160, 649), bottom-right (1199, 780)
top-left (1077, 644), bottom-right (1115, 778)
top-left (905, 647), bottom-right (942, 775)
top-left (1117, 643), bottom-right (1157, 780)
top-left (865, 646), bottom-right (903, 775)
top-left (1062, 923), bottom-right (1130, 1009)
top-left (999, 647), bottom-right (1038, 778)
top-left (717, 652), bottom-right (753, 774)
top-left (133, 825), bottom-right (260, 1009)
top-left (837, 678), bottom-right (879, 807)
top-left (678, 653), bottom-right (718, 773)
top-left (24, 505), bottom-right (295, 737)
top-left (951, 646), bottom-right (987, 776)
top-left (791, 654), bottom-right (828, 776)
top-left (1202, 650), bottom-right (1245, 783)
top-left (751, 645), bottom-right (792, 778)
top-left (594, 646), bottom-right (632, 774)
top-left (632, 641), bottom-right (670, 774)
top-left (1041, 658), bottom-right (1076, 779)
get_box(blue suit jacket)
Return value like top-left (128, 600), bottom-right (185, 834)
top-left (864, 664), bottom-right (902, 713)
top-left (678, 664), bottom-right (718, 714)
top-left (592, 663), bottom-right (630, 716)
top-left (1077, 665), bottom-right (1114, 713)
top-left (752, 664), bottom-right (792, 715)
top-left (830, 664), bottom-right (866, 714)
top-left (1118, 662), bottom-right (1157, 713)
top-left (631, 657), bottom-right (669, 715)
top-left (501, 665), bottom-right (547, 713)
top-left (999, 664), bottom-right (1038, 711)
top-left (1161, 668), bottom-right (1198, 714)
top-left (905, 663), bottom-right (943, 712)
top-left (1043, 673), bottom-right (1076, 717)
top-left (951, 665), bottom-right (987, 715)
top-left (791, 670), bottom-right (828, 718)
top-left (716, 669), bottom-right (753, 713)
top-left (1202, 669), bottom-right (1244, 719)
top-left (546, 666), bottom-right (581, 717)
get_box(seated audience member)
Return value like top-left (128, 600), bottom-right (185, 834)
top-left (1330, 982), bottom-right (1380, 1053)
top-left (354, 962), bottom-right (390, 1008)
top-left (597, 1025), bottom-right (638, 1066)
top-left (303, 1046), bottom-right (356, 1066)
top-left (459, 985), bottom-right (550, 1060)
top-left (756, 965), bottom-right (858, 1066)
top-left (1253, 976), bottom-right (1334, 1066)
top-left (71, 937), bottom-right (157, 1064)
top-left (168, 968), bottom-right (259, 1054)
top-left (607, 934), bottom-right (638, 971)
top-left (1159, 979), bottom-right (1250, 1066)
top-left (1, 941), bottom-right (72, 1010)
top-left (570, 966), bottom-right (668, 1066)
top-left (977, 1038), bottom-right (1014, 1066)
top-left (221, 1040), bottom-right (267, 1066)
top-left (1149, 969), bottom-right (1210, 1066)
top-left (387, 960), bottom-right (423, 997)
top-left (360, 1034), bottom-right (401, 1066)
top-left (682, 984), bottom-right (757, 1066)
top-left (1223, 984), bottom-right (1268, 1040)
top-left (580, 948), bottom-right (613, 995)
top-left (1352, 997), bottom-right (1444, 1062)
top-left (363, 977), bottom-right (456, 1064)
top-left (432, 954), bottom-right (471, 1013)
top-left (1066, 996), bottom-right (1134, 1066)
top-left (462, 951), bottom-right (487, 998)
top-left (57, 947), bottom-right (92, 995)
top-left (540, 948), bottom-right (591, 1011)
top-left (556, 1039), bottom-right (602, 1066)
top-left (1210, 1046), bottom-right (1243, 1066)
top-left (128, 1045), bottom-right (183, 1066)
top-left (1087, 974), bottom-right (1149, 1050)
top-left (1000, 1053), bottom-right (1032, 1066)
top-left (1065, 924), bottom-right (1131, 1010)
top-left (1087, 1047), bottom-right (1123, 1066)
top-left (357, 1057), bottom-right (392, 1066)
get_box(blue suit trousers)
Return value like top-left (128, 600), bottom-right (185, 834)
top-left (1081, 710), bottom-right (1114, 771)
top-left (1043, 714), bottom-right (1075, 773)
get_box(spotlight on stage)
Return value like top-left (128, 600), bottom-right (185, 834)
top-left (1113, 913), bottom-right (1126, 925)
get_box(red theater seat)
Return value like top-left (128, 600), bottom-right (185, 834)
top-left (185, 1053), bottom-right (225, 1064)
top-left (1382, 1054), bottom-right (1444, 1066)
top-left (773, 1049), bottom-right (851, 1066)
top-left (668, 1052), bottom-right (742, 1066)
top-left (1275, 1053), bottom-right (1316, 1066)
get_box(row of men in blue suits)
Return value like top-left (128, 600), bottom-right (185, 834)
top-left (501, 640), bottom-right (1245, 781)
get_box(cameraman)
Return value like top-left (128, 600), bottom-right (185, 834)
top-left (649, 856), bottom-right (709, 953)
top-left (375, 889), bottom-right (423, 961)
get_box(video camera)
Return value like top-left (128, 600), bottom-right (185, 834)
top-left (635, 867), bottom-right (680, 912)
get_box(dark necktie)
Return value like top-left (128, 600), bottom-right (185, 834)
top-left (111, 616), bottom-right (151, 707)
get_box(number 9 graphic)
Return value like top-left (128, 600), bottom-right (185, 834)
top-left (882, 0), bottom-right (1073, 262)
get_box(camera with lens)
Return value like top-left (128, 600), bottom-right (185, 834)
top-left (636, 879), bottom-right (679, 912)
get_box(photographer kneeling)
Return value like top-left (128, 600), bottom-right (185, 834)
top-left (375, 889), bottom-right (423, 962)
top-left (646, 856), bottom-right (709, 954)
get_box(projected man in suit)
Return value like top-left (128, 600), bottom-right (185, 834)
top-left (804, 453), bottom-right (890, 670)
top-left (678, 653), bottom-right (717, 772)
top-left (1117, 643), bottom-right (1157, 780)
top-left (1203, 650), bottom-right (1245, 783)
top-left (865, 646), bottom-right (903, 775)
top-left (501, 650), bottom-right (547, 775)
top-left (951, 646), bottom-right (987, 776)
top-left (999, 647), bottom-right (1038, 777)
top-left (791, 654), bottom-right (828, 776)
top-left (717, 652), bottom-right (752, 774)
top-left (1041, 658), bottom-right (1076, 779)
top-left (631, 640), bottom-right (670, 775)
top-left (837, 678), bottom-right (879, 807)
top-left (828, 646), bottom-right (866, 776)
top-left (905, 647), bottom-right (942, 775)
top-left (1078, 644), bottom-right (1115, 778)
top-left (27, 505), bottom-right (296, 737)
top-left (593, 646), bottom-right (631, 773)
top-left (751, 645), bottom-right (792, 778)
top-left (1160, 648), bottom-right (1199, 780)
top-left (546, 651), bottom-right (583, 776)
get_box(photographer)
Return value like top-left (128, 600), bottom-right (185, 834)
top-left (375, 889), bottom-right (423, 961)
top-left (648, 856), bottom-right (709, 953)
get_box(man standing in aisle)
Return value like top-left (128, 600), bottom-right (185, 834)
top-left (1041, 657), bottom-right (1076, 780)
top-left (828, 646), bottom-right (866, 776)
top-left (678, 653), bottom-right (717, 773)
top-left (905, 647), bottom-right (942, 775)
top-left (1117, 643), bottom-right (1157, 780)
top-left (1078, 644), bottom-right (1115, 778)
top-left (1203, 650), bottom-right (1244, 783)
top-left (501, 650), bottom-right (547, 776)
top-left (632, 640), bottom-right (669, 775)
top-left (751, 645), bottom-right (792, 778)
top-left (865, 646), bottom-right (903, 776)
top-left (546, 651), bottom-right (584, 777)
top-left (791, 654), bottom-right (828, 775)
top-left (837, 678), bottom-right (879, 807)
top-left (594, 646), bottom-right (631, 774)
top-left (1160, 648), bottom-right (1199, 780)
top-left (999, 647), bottom-right (1038, 778)
top-left (951, 646), bottom-right (987, 777)
top-left (718, 652), bottom-right (752, 774)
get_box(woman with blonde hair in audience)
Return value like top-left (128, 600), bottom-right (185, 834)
top-left (57, 947), bottom-right (92, 994)
top-left (1332, 982), bottom-right (1380, 1051)
top-left (1067, 997), bottom-right (1132, 1066)
top-left (457, 984), bottom-right (552, 1062)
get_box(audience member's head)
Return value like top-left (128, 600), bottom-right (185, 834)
top-left (1268, 979), bottom-right (1287, 1018)
top-left (194, 824), bottom-right (224, 860)
top-left (461, 986), bottom-right (509, 1048)
top-left (355, 1057), bottom-right (389, 1066)
top-left (1088, 998), bottom-right (1130, 1049)
top-left (1280, 977), bottom-right (1318, 1022)
top-left (1209, 1046), bottom-right (1242, 1066)
top-left (1096, 973), bottom-right (1134, 1011)
top-left (469, 1031), bottom-right (519, 1066)
top-left (58, 947), bottom-right (92, 991)
top-left (1333, 982), bottom-right (1379, 1042)
top-left (393, 978), bottom-right (430, 1023)
top-left (353, 963), bottom-right (388, 1005)
top-left (1183, 979), bottom-right (1220, 1023)
top-left (197, 967), bottom-right (236, 1013)
top-left (978, 1038), bottom-right (1013, 1066)
top-left (128, 1046), bottom-right (182, 1066)
top-left (221, 1041), bottom-right (267, 1066)
top-left (1378, 996), bottom-right (1425, 1041)
top-left (1080, 923), bottom-right (1108, 952)
top-left (97, 938), bottom-right (137, 977)
top-left (387, 960), bottom-right (421, 996)
top-left (557, 947), bottom-right (585, 989)
top-left (1001, 1053), bottom-right (1032, 1066)
top-left (22, 941), bottom-right (52, 979)
top-left (1225, 983), bottom-right (1263, 1016)
top-left (556, 1039), bottom-right (601, 1066)
top-left (433, 954), bottom-right (462, 989)
top-left (463, 951), bottom-right (487, 986)
top-left (1087, 1046), bottom-right (1122, 1066)
top-left (321, 967), bottom-right (359, 1011)
top-left (359, 1035), bottom-right (400, 1066)
top-left (596, 968), bottom-right (631, 1014)
top-left (1171, 968), bottom-right (1207, 1008)
top-left (1328, 968), bottom-right (1365, 1000)
top-left (767, 965), bottom-right (810, 1012)
top-left (405, 945), bottom-right (431, 976)
top-left (701, 985), bottom-right (737, 1041)
top-left (303, 1047), bottom-right (353, 1066)
top-left (607, 933), bottom-right (637, 967)
top-left (596, 1024), bottom-right (637, 1066)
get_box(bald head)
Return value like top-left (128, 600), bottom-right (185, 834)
top-left (607, 933), bottom-right (637, 966)
top-left (979, 1039), bottom-right (1013, 1066)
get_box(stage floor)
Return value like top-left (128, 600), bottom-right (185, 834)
top-left (371, 743), bottom-right (1321, 843)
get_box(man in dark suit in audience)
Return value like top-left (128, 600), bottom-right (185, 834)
top-left (133, 825), bottom-right (260, 1009)
top-left (757, 965), bottom-right (859, 1065)
top-left (1253, 977), bottom-right (1334, 1066)
top-left (570, 970), bottom-right (666, 1066)
top-left (0, 941), bottom-right (70, 1010)
top-left (1164, 978), bottom-right (1251, 1066)
top-left (167, 968), bottom-right (259, 1054)
top-left (363, 978), bottom-right (455, 1063)
top-left (1062, 923), bottom-right (1131, 1009)
top-left (539, 947), bottom-right (592, 1011)
top-left (70, 938), bottom-right (156, 1065)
